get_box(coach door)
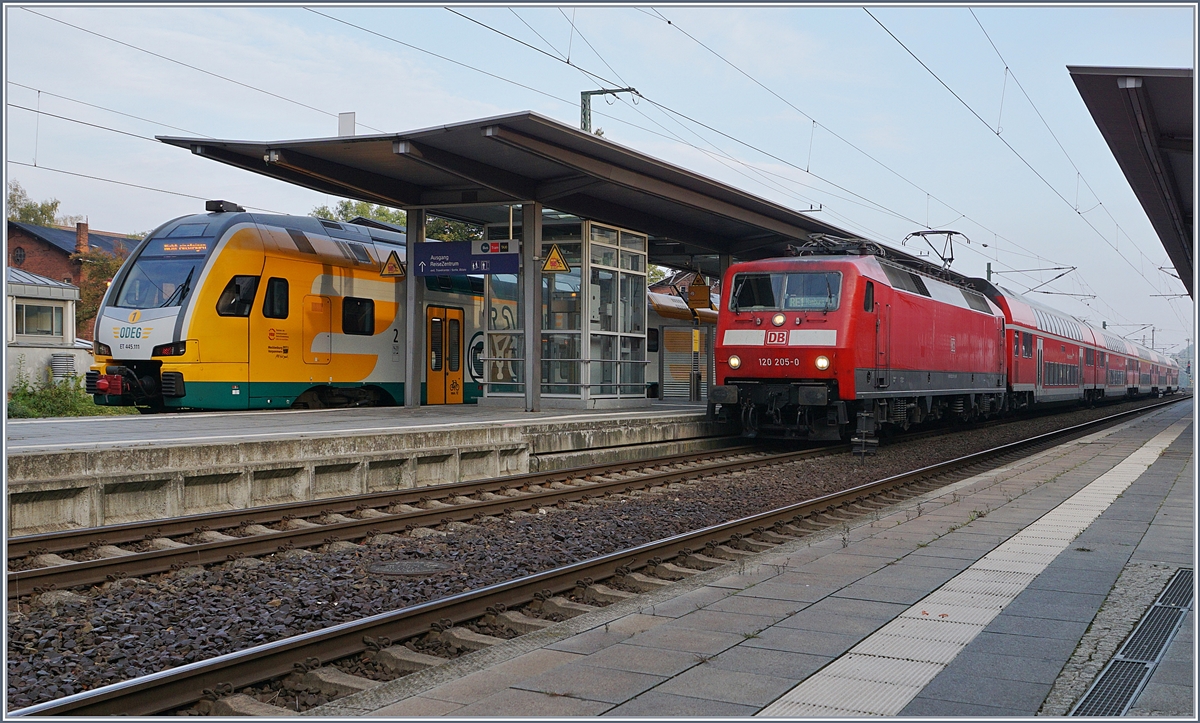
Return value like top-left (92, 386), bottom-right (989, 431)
top-left (875, 302), bottom-right (891, 388)
top-left (427, 306), bottom-right (464, 404)
top-left (1036, 337), bottom-right (1043, 390)
top-left (303, 295), bottom-right (331, 365)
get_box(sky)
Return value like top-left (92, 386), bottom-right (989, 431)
top-left (4, 3), bottom-right (1196, 352)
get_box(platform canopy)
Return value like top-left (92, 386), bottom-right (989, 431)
top-left (158, 111), bottom-right (854, 277)
top-left (1069, 66), bottom-right (1193, 297)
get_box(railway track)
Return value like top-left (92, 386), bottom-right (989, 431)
top-left (8, 443), bottom-right (817, 597)
top-left (11, 396), bottom-right (1187, 717)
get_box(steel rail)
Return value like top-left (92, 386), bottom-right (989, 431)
top-left (8, 446), bottom-right (835, 598)
top-left (12, 396), bottom-right (1187, 717)
top-left (8, 442), bottom-right (757, 559)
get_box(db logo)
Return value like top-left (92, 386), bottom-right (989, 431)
top-left (766, 330), bottom-right (788, 345)
top-left (268, 329), bottom-right (276, 340)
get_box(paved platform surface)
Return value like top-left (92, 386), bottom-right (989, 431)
top-left (6, 401), bottom-right (708, 453)
top-left (312, 399), bottom-right (1194, 718)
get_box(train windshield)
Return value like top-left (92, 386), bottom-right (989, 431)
top-left (729, 272), bottom-right (841, 311)
top-left (114, 238), bottom-right (213, 309)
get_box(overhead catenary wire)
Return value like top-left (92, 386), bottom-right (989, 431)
top-left (640, 7), bottom-right (1096, 296)
top-left (22, 7), bottom-right (385, 134)
top-left (866, 8), bottom-right (1177, 301)
top-left (7, 159), bottom-right (287, 214)
top-left (7, 81), bottom-right (213, 137)
top-left (970, 8), bottom-right (1178, 276)
top-left (438, 7), bottom-right (928, 228)
top-left (448, 9), bottom-right (1096, 301)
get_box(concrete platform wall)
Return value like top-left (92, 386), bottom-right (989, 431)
top-left (7, 414), bottom-right (734, 535)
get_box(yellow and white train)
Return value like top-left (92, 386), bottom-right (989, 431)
top-left (88, 204), bottom-right (716, 411)
top-left (88, 205), bottom-right (486, 410)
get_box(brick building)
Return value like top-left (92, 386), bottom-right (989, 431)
top-left (6, 221), bottom-right (134, 340)
top-left (6, 220), bottom-right (131, 285)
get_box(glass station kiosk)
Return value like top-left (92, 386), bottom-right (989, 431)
top-left (483, 213), bottom-right (649, 408)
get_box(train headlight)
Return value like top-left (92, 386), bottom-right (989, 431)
top-left (771, 313), bottom-right (786, 327)
top-left (728, 355), bottom-right (742, 370)
top-left (815, 355), bottom-right (830, 371)
top-left (94, 341), bottom-right (111, 356)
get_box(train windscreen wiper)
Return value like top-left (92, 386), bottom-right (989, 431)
top-left (159, 267), bottom-right (195, 308)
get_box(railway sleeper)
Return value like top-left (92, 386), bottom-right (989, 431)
top-left (584, 583), bottom-right (637, 604)
top-left (439, 627), bottom-right (505, 651)
top-left (645, 561), bottom-right (702, 580)
top-left (93, 545), bottom-right (137, 558)
top-left (205, 693), bottom-right (299, 717)
top-left (494, 610), bottom-right (556, 634)
top-left (680, 552), bottom-right (728, 570)
top-left (755, 530), bottom-right (795, 544)
top-left (30, 553), bottom-right (73, 567)
top-left (371, 645), bottom-right (448, 673)
top-left (149, 537), bottom-right (188, 550)
top-left (729, 537), bottom-right (775, 553)
top-left (536, 596), bottom-right (599, 618)
top-left (287, 666), bottom-right (379, 697)
top-left (354, 508), bottom-right (390, 519)
top-left (242, 524), bottom-right (278, 535)
top-left (706, 544), bottom-right (755, 560)
top-left (614, 571), bottom-right (671, 592)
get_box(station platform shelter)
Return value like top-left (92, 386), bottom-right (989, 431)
top-left (159, 111), bottom-right (852, 411)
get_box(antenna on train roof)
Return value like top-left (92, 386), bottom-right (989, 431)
top-left (903, 230), bottom-right (970, 271)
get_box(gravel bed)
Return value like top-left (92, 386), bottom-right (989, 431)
top-left (5, 397), bottom-right (1181, 709)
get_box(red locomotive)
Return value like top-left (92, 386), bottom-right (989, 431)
top-left (709, 238), bottom-right (1178, 440)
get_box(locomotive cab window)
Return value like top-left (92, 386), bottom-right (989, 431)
top-left (728, 271), bottom-right (841, 311)
top-left (262, 278), bottom-right (289, 319)
top-left (216, 276), bottom-right (260, 317)
top-left (863, 280), bottom-right (874, 312)
top-left (343, 297), bottom-right (375, 336)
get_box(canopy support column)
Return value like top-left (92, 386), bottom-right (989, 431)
top-left (522, 202), bottom-right (543, 412)
top-left (404, 208), bottom-right (426, 408)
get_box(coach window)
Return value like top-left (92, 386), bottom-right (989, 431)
top-left (1021, 332), bottom-right (1033, 358)
top-left (343, 297), bottom-right (375, 335)
top-left (1013, 330), bottom-right (1019, 356)
top-left (216, 276), bottom-right (260, 317)
top-left (1085, 348), bottom-right (1094, 366)
top-left (863, 280), bottom-right (874, 312)
top-left (262, 278), bottom-right (289, 319)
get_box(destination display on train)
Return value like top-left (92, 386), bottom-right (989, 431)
top-left (145, 239), bottom-right (211, 255)
top-left (412, 240), bottom-right (519, 276)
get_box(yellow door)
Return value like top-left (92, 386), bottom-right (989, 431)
top-left (427, 306), bottom-right (464, 404)
top-left (303, 295), bottom-right (331, 365)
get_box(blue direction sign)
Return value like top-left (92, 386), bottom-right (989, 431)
top-left (412, 241), bottom-right (520, 276)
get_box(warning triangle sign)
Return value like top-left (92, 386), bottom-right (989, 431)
top-left (541, 244), bottom-right (571, 274)
top-left (380, 250), bottom-right (406, 279)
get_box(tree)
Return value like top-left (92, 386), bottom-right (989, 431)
top-left (310, 200), bottom-right (482, 241)
top-left (7, 180), bottom-right (61, 226)
top-left (311, 199), bottom-right (406, 226)
top-left (71, 243), bottom-right (128, 340)
top-left (7, 180), bottom-right (87, 227)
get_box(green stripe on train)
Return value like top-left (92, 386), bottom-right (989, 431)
top-left (147, 380), bottom-right (482, 409)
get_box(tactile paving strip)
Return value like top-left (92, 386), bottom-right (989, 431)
top-left (759, 417), bottom-right (1191, 717)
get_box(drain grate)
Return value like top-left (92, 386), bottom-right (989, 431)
top-left (1070, 567), bottom-right (1193, 716)
top-left (1072, 661), bottom-right (1153, 717)
top-left (1120, 606), bottom-right (1185, 661)
top-left (1158, 568), bottom-right (1194, 607)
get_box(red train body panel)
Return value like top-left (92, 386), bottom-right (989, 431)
top-left (710, 246), bottom-right (1178, 440)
